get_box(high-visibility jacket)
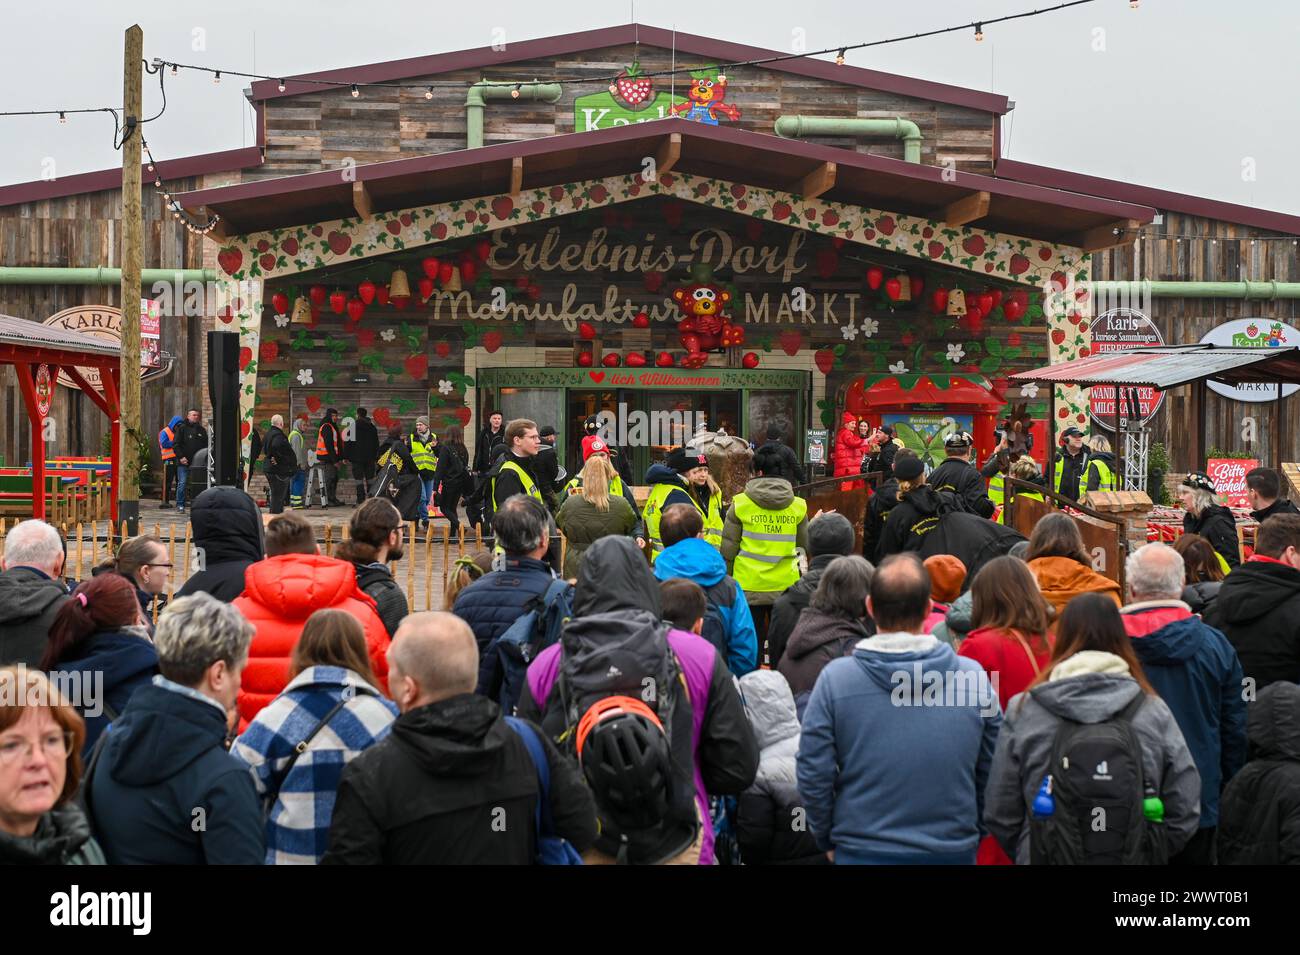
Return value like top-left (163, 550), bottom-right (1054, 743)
top-left (1052, 450), bottom-right (1089, 500)
top-left (491, 459), bottom-right (543, 507)
top-left (411, 432), bottom-right (437, 476)
top-left (158, 426), bottom-right (176, 462)
top-left (730, 492), bottom-right (808, 594)
top-left (990, 472), bottom-right (1045, 524)
top-left (1085, 458), bottom-right (1117, 494)
top-left (316, 421), bottom-right (339, 460)
top-left (643, 481), bottom-right (724, 559)
top-left (565, 474), bottom-right (627, 498)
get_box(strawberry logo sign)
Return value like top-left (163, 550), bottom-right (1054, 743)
top-left (611, 62), bottom-right (652, 107)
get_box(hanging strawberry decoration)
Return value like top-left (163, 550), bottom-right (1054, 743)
top-left (358, 279), bottom-right (376, 305)
top-left (865, 267), bottom-right (884, 290)
top-left (309, 285), bottom-right (327, 307)
top-left (976, 292), bottom-right (995, 315)
top-left (742, 351), bottom-right (760, 369)
top-left (376, 285), bottom-right (391, 306)
top-left (961, 305), bottom-right (985, 335)
top-left (437, 262), bottom-right (455, 286)
top-left (814, 349), bottom-right (835, 374)
top-left (931, 288), bottom-right (950, 313)
top-left (418, 277), bottom-right (436, 300)
top-left (475, 239), bottom-right (491, 262)
top-left (884, 277), bottom-right (903, 301)
top-left (632, 312), bottom-right (650, 329)
top-left (577, 351), bottom-right (593, 367)
top-left (346, 297), bottom-right (365, 322)
top-left (422, 257), bottom-right (441, 280)
top-left (987, 288), bottom-right (1003, 310)
top-left (270, 291), bottom-right (289, 315)
top-left (329, 290), bottom-right (347, 314)
top-left (910, 276), bottom-right (925, 300)
top-left (1002, 298), bottom-right (1026, 321)
top-left (460, 260), bottom-right (479, 285)
top-left (611, 61), bottom-right (652, 107)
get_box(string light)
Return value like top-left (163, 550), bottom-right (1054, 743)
top-left (425, 86), bottom-right (433, 99)
top-left (350, 84), bottom-right (360, 98)
top-left (149, 0), bottom-right (1103, 97)
top-left (277, 78), bottom-right (286, 92)
top-left (835, 49), bottom-right (846, 66)
top-left (213, 70), bottom-right (221, 84)
top-left (1130, 0), bottom-right (1139, 7)
top-left (511, 83), bottom-right (521, 99)
top-left (141, 136), bottom-right (222, 237)
top-left (58, 111), bottom-right (66, 124)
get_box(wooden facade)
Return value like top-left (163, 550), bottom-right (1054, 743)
top-left (1090, 212), bottom-right (1300, 471)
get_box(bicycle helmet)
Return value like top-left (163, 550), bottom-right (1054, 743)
top-left (576, 696), bottom-right (673, 830)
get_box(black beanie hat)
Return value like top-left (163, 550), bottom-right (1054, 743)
top-left (808, 512), bottom-right (855, 558)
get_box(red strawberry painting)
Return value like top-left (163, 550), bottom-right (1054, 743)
top-left (612, 62), bottom-right (653, 106)
top-left (217, 247), bottom-right (243, 275)
top-left (371, 407), bottom-right (392, 428)
top-left (386, 220), bottom-right (402, 235)
top-left (454, 407), bottom-right (473, 427)
top-left (1051, 329), bottom-right (1067, 346)
top-left (1038, 246), bottom-right (1053, 262)
top-left (256, 239), bottom-right (270, 253)
top-left (309, 285), bottom-right (327, 307)
top-left (260, 253), bottom-right (277, 272)
top-left (579, 322), bottom-right (597, 340)
top-left (625, 352), bottom-right (647, 368)
top-left (238, 347), bottom-right (252, 370)
top-left (589, 184), bottom-right (609, 204)
top-left (422, 257), bottom-right (440, 279)
top-left (814, 350), bottom-right (835, 374)
top-left (632, 312), bottom-right (650, 329)
top-left (281, 237), bottom-right (298, 256)
top-left (259, 341), bottom-right (278, 362)
top-left (464, 211), bottom-right (477, 224)
top-left (434, 340), bottom-right (451, 359)
top-left (865, 267), bottom-right (884, 290)
top-left (1008, 254), bottom-right (1031, 276)
top-left (821, 210), bottom-right (840, 227)
top-left (305, 395), bottom-right (322, 414)
top-left (532, 200), bottom-right (546, 214)
top-left (927, 241), bottom-right (945, 259)
top-left (404, 354), bottom-right (428, 379)
top-left (483, 332), bottom-right (503, 353)
top-left (418, 277), bottom-right (435, 301)
top-left (241, 421), bottom-right (251, 440)
top-left (270, 292), bottom-right (289, 315)
top-left (330, 290), bottom-right (347, 314)
top-left (358, 279), bottom-right (376, 305)
top-left (431, 223), bottom-right (447, 240)
top-left (311, 226), bottom-right (324, 238)
top-left (326, 231), bottom-right (351, 256)
top-left (491, 197), bottom-right (514, 220)
top-left (961, 235), bottom-right (986, 256)
top-left (475, 239), bottom-right (491, 262)
top-left (1008, 332), bottom-right (1022, 347)
top-left (771, 202), bottom-right (792, 222)
top-left (655, 352), bottom-right (675, 368)
top-left (779, 331), bottom-right (803, 356)
top-left (874, 216), bottom-right (896, 236)
top-left (346, 298), bottom-right (365, 323)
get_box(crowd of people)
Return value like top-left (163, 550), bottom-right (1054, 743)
top-left (1, 413), bottom-right (1298, 867)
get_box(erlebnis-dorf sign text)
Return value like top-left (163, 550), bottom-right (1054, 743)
top-left (418, 225), bottom-right (868, 332)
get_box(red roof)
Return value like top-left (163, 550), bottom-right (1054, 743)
top-left (248, 23), bottom-right (1011, 115)
top-left (846, 374), bottom-right (1004, 414)
top-left (995, 158), bottom-right (1300, 237)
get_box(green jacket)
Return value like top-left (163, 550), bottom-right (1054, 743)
top-left (556, 493), bottom-right (637, 579)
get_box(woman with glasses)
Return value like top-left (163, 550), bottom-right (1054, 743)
top-left (41, 574), bottom-right (159, 756)
top-left (0, 667), bottom-right (105, 864)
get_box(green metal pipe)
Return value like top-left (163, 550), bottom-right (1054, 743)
top-left (465, 81), bottom-right (564, 150)
top-left (774, 115), bottom-right (923, 163)
top-left (1090, 280), bottom-right (1300, 300)
top-left (0, 267), bottom-right (216, 286)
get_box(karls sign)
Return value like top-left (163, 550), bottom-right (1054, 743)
top-left (1199, 318), bottom-right (1300, 402)
top-left (41, 301), bottom-right (162, 391)
top-left (1088, 308), bottom-right (1165, 428)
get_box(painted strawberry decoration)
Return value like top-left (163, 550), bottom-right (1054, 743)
top-left (281, 237), bottom-right (298, 256)
top-left (741, 351), bottom-right (760, 369)
top-left (1008, 254), bottom-right (1031, 276)
top-left (357, 328), bottom-right (376, 348)
top-left (865, 267), bottom-right (884, 290)
top-left (475, 239), bottom-right (491, 262)
top-left (814, 349), bottom-right (835, 374)
top-left (778, 331), bottom-right (803, 356)
top-left (625, 352), bottom-right (648, 368)
top-left (217, 247), bottom-right (243, 275)
top-left (602, 352), bottom-right (621, 368)
top-left (422, 257), bottom-right (441, 280)
top-left (386, 220), bottom-right (402, 236)
top-left (404, 354), bottom-right (428, 379)
top-left (1002, 298), bottom-right (1026, 321)
top-left (961, 235), bottom-right (987, 256)
top-left (270, 292), bottom-right (289, 315)
top-left (987, 289), bottom-right (1003, 309)
top-left (1051, 329), bottom-right (1067, 347)
top-left (329, 290), bottom-right (347, 314)
top-left (884, 277), bottom-right (902, 302)
top-left (632, 312), bottom-right (650, 329)
top-left (434, 340), bottom-right (451, 359)
top-left (241, 420), bottom-right (251, 441)
top-left (655, 351), bottom-right (676, 368)
top-left (304, 395), bottom-right (322, 414)
top-left (438, 262), bottom-right (455, 286)
top-left (259, 341), bottom-right (278, 362)
top-left (611, 62), bottom-right (653, 107)
top-left (770, 201), bottom-right (792, 222)
top-left (371, 407), bottom-right (392, 428)
top-left (346, 297), bottom-right (365, 322)
top-left (326, 231), bottom-right (351, 256)
top-left (454, 406), bottom-right (473, 427)
top-left (358, 279), bottom-right (376, 305)
top-left (1008, 332), bottom-right (1022, 347)
top-left (309, 285), bottom-right (328, 307)
top-left (490, 196), bottom-right (514, 220)
top-left (460, 260), bottom-right (479, 285)
top-left (976, 292), bottom-right (995, 315)
top-left (238, 347), bottom-right (252, 371)
top-left (482, 331), bottom-right (503, 353)
top-left (927, 241), bottom-right (945, 259)
top-left (577, 351), bottom-right (594, 367)
top-left (578, 322), bottom-right (597, 340)
top-left (260, 253), bottom-right (277, 272)
top-left (874, 216), bottom-right (896, 236)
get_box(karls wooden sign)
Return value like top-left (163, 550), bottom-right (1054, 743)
top-left (42, 302), bottom-right (163, 390)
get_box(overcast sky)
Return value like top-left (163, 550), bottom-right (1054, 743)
top-left (3, 1), bottom-right (1296, 216)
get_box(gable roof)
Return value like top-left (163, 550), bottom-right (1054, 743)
top-left (996, 158), bottom-right (1300, 236)
top-left (247, 23), bottom-right (1011, 115)
top-left (176, 120), bottom-right (1152, 242)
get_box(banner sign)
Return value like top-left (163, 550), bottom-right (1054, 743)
top-left (1206, 457), bottom-right (1258, 508)
top-left (806, 428), bottom-right (828, 465)
top-left (1199, 318), bottom-right (1300, 402)
top-left (1088, 308), bottom-right (1165, 428)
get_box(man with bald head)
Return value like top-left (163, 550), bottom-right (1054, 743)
top-left (323, 612), bottom-right (597, 864)
top-left (263, 412), bottom-right (298, 514)
top-left (0, 519), bottom-right (69, 666)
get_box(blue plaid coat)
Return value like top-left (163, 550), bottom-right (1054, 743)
top-left (231, 666), bottom-right (398, 864)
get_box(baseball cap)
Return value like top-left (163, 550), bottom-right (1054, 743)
top-left (1061, 427), bottom-right (1084, 439)
top-left (894, 456), bottom-right (925, 482)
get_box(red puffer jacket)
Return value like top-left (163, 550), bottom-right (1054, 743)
top-left (233, 554), bottom-right (390, 726)
top-left (832, 413), bottom-right (865, 477)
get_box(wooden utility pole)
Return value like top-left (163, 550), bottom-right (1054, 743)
top-left (118, 24), bottom-right (143, 536)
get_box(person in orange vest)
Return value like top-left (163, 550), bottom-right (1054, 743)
top-left (158, 414), bottom-right (182, 505)
top-left (316, 408), bottom-right (345, 508)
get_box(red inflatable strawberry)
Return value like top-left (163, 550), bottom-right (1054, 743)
top-left (742, 351), bottom-right (760, 369)
top-left (422, 257), bottom-right (440, 280)
top-left (329, 290), bottom-right (347, 314)
top-left (346, 298), bottom-right (365, 322)
top-left (309, 285), bottom-right (327, 307)
top-left (632, 312), bottom-right (650, 329)
top-left (358, 279), bottom-right (376, 305)
top-left (602, 352), bottom-right (621, 368)
top-left (270, 292), bottom-right (289, 315)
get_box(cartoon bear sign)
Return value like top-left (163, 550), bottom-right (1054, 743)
top-left (671, 65), bottom-right (741, 126)
top-left (673, 282), bottom-right (745, 366)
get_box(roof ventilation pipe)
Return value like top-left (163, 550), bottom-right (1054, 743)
top-left (774, 115), bottom-right (923, 163)
top-left (466, 81), bottom-right (563, 149)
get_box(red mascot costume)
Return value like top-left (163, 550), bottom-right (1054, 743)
top-left (833, 412), bottom-right (866, 491)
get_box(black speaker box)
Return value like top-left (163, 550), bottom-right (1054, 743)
top-left (206, 331), bottom-right (240, 486)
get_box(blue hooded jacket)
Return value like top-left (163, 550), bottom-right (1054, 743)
top-left (1125, 608), bottom-right (1247, 828)
top-left (653, 537), bottom-right (759, 676)
top-left (797, 633), bottom-right (1001, 863)
top-left (53, 628), bottom-right (159, 757)
top-left (644, 463), bottom-right (695, 510)
top-left (159, 414), bottom-right (183, 451)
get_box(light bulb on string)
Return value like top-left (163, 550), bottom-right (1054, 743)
top-left (170, 64), bottom-right (177, 76)
top-left (425, 87), bottom-right (433, 99)
top-left (511, 84), bottom-right (521, 99)
top-left (350, 84), bottom-right (359, 98)
top-left (974, 23), bottom-right (984, 41)
top-left (58, 111), bottom-right (66, 124)
top-left (835, 49), bottom-right (846, 66)
top-left (277, 79), bottom-right (286, 92)
top-left (213, 71), bottom-right (221, 84)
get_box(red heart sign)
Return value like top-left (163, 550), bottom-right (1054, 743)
top-left (588, 371), bottom-right (606, 383)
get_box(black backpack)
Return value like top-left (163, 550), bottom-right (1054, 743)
top-left (548, 613), bottom-right (699, 864)
top-left (917, 509), bottom-right (1026, 586)
top-left (1028, 693), bottom-right (1169, 865)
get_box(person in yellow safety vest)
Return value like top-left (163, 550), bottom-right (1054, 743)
top-left (565, 435), bottom-right (646, 547)
top-left (488, 418), bottom-right (545, 513)
top-left (1081, 433), bottom-right (1118, 497)
top-left (643, 447), bottom-right (724, 561)
top-left (411, 416), bottom-right (439, 528)
top-left (993, 455), bottom-right (1047, 524)
top-left (158, 414), bottom-right (181, 505)
top-left (720, 445), bottom-right (810, 646)
top-left (1051, 426), bottom-right (1089, 503)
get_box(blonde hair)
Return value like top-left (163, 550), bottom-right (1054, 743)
top-left (897, 473), bottom-right (926, 497)
top-left (1011, 456), bottom-right (1042, 481)
top-left (580, 454), bottom-right (614, 512)
top-left (444, 551), bottom-right (493, 606)
top-left (1087, 434), bottom-right (1111, 454)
